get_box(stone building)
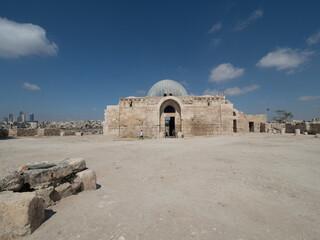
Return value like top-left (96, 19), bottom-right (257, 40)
top-left (103, 80), bottom-right (266, 138)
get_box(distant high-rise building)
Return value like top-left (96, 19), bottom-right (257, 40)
top-left (29, 113), bottom-right (34, 122)
top-left (3, 117), bottom-right (8, 122)
top-left (9, 114), bottom-right (13, 122)
top-left (21, 113), bottom-right (26, 122)
top-left (19, 111), bottom-right (23, 122)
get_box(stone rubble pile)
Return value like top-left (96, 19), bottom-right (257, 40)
top-left (0, 158), bottom-right (97, 240)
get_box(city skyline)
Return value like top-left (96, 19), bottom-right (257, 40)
top-left (2, 111), bottom-right (35, 123)
top-left (0, 0), bottom-right (320, 121)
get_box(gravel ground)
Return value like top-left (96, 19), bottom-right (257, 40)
top-left (1, 133), bottom-right (320, 240)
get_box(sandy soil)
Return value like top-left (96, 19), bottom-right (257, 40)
top-left (0, 133), bottom-right (320, 240)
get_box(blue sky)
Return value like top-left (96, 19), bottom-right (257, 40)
top-left (0, 0), bottom-right (319, 121)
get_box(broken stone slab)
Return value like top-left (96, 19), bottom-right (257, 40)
top-left (28, 163), bottom-right (56, 170)
top-left (55, 182), bottom-right (73, 199)
top-left (60, 131), bottom-right (65, 136)
top-left (23, 163), bottom-right (73, 190)
top-left (75, 169), bottom-right (97, 191)
top-left (0, 169), bottom-right (23, 192)
top-left (75, 132), bottom-right (83, 136)
top-left (280, 128), bottom-right (285, 134)
top-left (295, 129), bottom-right (301, 135)
top-left (35, 186), bottom-right (55, 208)
top-left (303, 132), bottom-right (308, 135)
top-left (316, 134), bottom-right (320, 138)
top-left (59, 158), bottom-right (86, 173)
top-left (0, 191), bottom-right (45, 240)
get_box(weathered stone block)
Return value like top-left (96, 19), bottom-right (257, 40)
top-left (295, 129), bottom-right (301, 135)
top-left (75, 169), bottom-right (97, 191)
top-left (55, 182), bottom-right (73, 198)
top-left (35, 186), bottom-right (55, 208)
top-left (0, 191), bottom-right (45, 240)
top-left (60, 158), bottom-right (86, 172)
top-left (23, 164), bottom-right (73, 189)
top-left (0, 169), bottom-right (23, 192)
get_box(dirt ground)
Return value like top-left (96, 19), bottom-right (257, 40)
top-left (1, 133), bottom-right (320, 240)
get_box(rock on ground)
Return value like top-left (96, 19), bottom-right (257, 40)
top-left (0, 169), bottom-right (23, 192)
top-left (75, 169), bottom-right (97, 191)
top-left (0, 191), bottom-right (45, 240)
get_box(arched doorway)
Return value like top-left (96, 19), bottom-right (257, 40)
top-left (164, 106), bottom-right (176, 137)
top-left (159, 99), bottom-right (181, 138)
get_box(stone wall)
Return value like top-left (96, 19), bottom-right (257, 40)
top-left (44, 128), bottom-right (60, 136)
top-left (104, 95), bottom-right (266, 138)
top-left (263, 122), bottom-right (320, 134)
top-left (285, 122), bottom-right (320, 134)
top-left (0, 129), bottom-right (9, 138)
top-left (15, 128), bottom-right (38, 137)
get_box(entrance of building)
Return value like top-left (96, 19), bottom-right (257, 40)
top-left (164, 105), bottom-right (176, 137)
top-left (233, 120), bottom-right (237, 133)
top-left (249, 122), bottom-right (254, 132)
top-left (165, 117), bottom-right (175, 137)
top-left (159, 99), bottom-right (181, 138)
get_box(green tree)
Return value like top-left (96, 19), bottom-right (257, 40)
top-left (272, 110), bottom-right (294, 123)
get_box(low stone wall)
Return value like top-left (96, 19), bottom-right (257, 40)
top-left (0, 158), bottom-right (97, 239)
top-left (17, 128), bottom-right (38, 136)
top-left (266, 122), bottom-right (320, 134)
top-left (61, 130), bottom-right (76, 136)
top-left (308, 123), bottom-right (320, 134)
top-left (44, 128), bottom-right (60, 136)
top-left (0, 129), bottom-right (9, 138)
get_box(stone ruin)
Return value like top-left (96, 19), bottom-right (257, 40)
top-left (0, 158), bottom-right (97, 240)
top-left (265, 122), bottom-right (320, 136)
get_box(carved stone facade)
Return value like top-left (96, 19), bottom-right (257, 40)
top-left (103, 94), bottom-right (266, 138)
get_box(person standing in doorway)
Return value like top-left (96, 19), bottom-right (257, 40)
top-left (139, 130), bottom-right (144, 140)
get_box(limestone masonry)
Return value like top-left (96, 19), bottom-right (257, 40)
top-left (104, 80), bottom-right (266, 137)
top-left (0, 158), bottom-right (97, 240)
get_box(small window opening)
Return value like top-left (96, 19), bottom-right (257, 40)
top-left (129, 101), bottom-right (132, 107)
top-left (233, 111), bottom-right (236, 116)
top-left (169, 93), bottom-right (172, 96)
top-left (164, 93), bottom-right (167, 97)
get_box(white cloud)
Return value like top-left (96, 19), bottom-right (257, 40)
top-left (209, 63), bottom-right (245, 83)
top-left (204, 84), bottom-right (259, 96)
top-left (23, 82), bottom-right (41, 91)
top-left (136, 90), bottom-right (146, 95)
top-left (307, 30), bottom-right (320, 45)
top-left (225, 85), bottom-right (259, 96)
top-left (234, 9), bottom-right (263, 31)
top-left (203, 89), bottom-right (221, 95)
top-left (179, 80), bottom-right (188, 87)
top-left (209, 22), bottom-right (222, 34)
top-left (256, 48), bottom-right (314, 72)
top-left (297, 95), bottom-right (320, 101)
top-left (211, 38), bottom-right (221, 45)
top-left (0, 17), bottom-right (58, 58)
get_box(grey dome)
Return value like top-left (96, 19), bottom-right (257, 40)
top-left (147, 79), bottom-right (187, 97)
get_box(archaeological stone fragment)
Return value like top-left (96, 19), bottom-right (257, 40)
top-left (0, 191), bottom-right (45, 240)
